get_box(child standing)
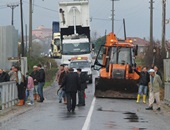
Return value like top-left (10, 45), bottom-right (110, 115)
top-left (25, 73), bottom-right (34, 105)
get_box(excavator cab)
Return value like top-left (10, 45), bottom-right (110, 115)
top-left (94, 33), bottom-right (140, 98)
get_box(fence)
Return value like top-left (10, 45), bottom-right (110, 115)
top-left (0, 81), bottom-right (18, 112)
top-left (164, 59), bottom-right (170, 103)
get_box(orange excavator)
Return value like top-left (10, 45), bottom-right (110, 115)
top-left (93, 32), bottom-right (141, 98)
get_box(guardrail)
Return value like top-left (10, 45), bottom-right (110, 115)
top-left (164, 59), bottom-right (170, 103)
top-left (164, 82), bottom-right (170, 102)
top-left (0, 81), bottom-right (18, 112)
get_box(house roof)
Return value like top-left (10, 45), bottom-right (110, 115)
top-left (127, 37), bottom-right (150, 47)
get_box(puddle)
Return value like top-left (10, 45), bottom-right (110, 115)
top-left (97, 107), bottom-right (116, 112)
top-left (124, 112), bottom-right (139, 122)
top-left (124, 112), bottom-right (148, 123)
top-left (133, 128), bottom-right (147, 130)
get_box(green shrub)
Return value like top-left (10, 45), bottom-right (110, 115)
top-left (27, 56), bottom-right (58, 87)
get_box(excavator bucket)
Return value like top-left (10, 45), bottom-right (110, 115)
top-left (95, 77), bottom-right (138, 99)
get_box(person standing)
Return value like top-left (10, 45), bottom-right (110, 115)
top-left (8, 66), bottom-right (16, 81)
top-left (146, 69), bottom-right (162, 111)
top-left (31, 66), bottom-right (39, 100)
top-left (56, 64), bottom-right (65, 103)
top-left (37, 64), bottom-right (45, 103)
top-left (14, 66), bottom-right (25, 106)
top-left (134, 66), bottom-right (150, 103)
top-left (25, 73), bottom-right (34, 105)
top-left (62, 66), bottom-right (69, 104)
top-left (0, 69), bottom-right (10, 82)
top-left (61, 68), bottom-right (80, 112)
top-left (77, 68), bottom-right (87, 106)
top-left (154, 66), bottom-right (162, 80)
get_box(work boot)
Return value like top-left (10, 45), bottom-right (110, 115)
top-left (36, 94), bottom-right (40, 101)
top-left (136, 94), bottom-right (140, 103)
top-left (143, 95), bottom-right (146, 104)
top-left (17, 100), bottom-right (24, 106)
top-left (34, 94), bottom-right (36, 100)
top-left (145, 106), bottom-right (153, 110)
top-left (157, 107), bottom-right (161, 111)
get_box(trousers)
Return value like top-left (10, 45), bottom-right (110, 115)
top-left (78, 89), bottom-right (85, 105)
top-left (149, 91), bottom-right (161, 107)
top-left (66, 92), bottom-right (76, 111)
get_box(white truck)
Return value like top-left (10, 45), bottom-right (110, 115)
top-left (59, 0), bottom-right (93, 65)
top-left (69, 56), bottom-right (93, 83)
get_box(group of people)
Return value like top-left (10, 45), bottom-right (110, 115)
top-left (0, 64), bottom-right (45, 106)
top-left (134, 65), bottom-right (162, 111)
top-left (1, 63), bottom-right (163, 112)
top-left (56, 64), bottom-right (87, 113)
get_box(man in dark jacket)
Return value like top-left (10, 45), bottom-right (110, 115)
top-left (37, 64), bottom-right (45, 102)
top-left (0, 69), bottom-right (10, 83)
top-left (61, 68), bottom-right (80, 112)
top-left (134, 66), bottom-right (150, 103)
top-left (56, 64), bottom-right (66, 103)
top-left (77, 68), bottom-right (87, 106)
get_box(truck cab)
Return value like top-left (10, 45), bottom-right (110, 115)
top-left (61, 34), bottom-right (92, 65)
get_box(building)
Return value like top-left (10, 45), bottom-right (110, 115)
top-left (32, 25), bottom-right (52, 39)
top-left (127, 37), bottom-right (149, 58)
top-left (0, 26), bottom-right (18, 70)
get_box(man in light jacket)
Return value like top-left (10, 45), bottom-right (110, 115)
top-left (146, 69), bottom-right (162, 111)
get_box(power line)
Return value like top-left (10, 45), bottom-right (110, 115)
top-left (23, 0), bottom-right (58, 12)
top-left (0, 4), bottom-right (7, 9)
top-left (0, 6), bottom-right (7, 9)
top-left (91, 17), bottom-right (121, 21)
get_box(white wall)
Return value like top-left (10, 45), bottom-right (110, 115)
top-left (0, 26), bottom-right (18, 71)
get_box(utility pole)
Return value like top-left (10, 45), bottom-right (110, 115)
top-left (7, 3), bottom-right (19, 26)
top-left (162, 0), bottom-right (166, 57)
top-left (25, 24), bottom-right (28, 55)
top-left (29, 0), bottom-right (32, 56)
top-left (20, 0), bottom-right (24, 57)
top-left (111, 0), bottom-right (119, 33)
top-left (149, 0), bottom-right (154, 48)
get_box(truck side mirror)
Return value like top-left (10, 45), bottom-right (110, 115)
top-left (92, 44), bottom-right (95, 49)
top-left (133, 45), bottom-right (138, 56)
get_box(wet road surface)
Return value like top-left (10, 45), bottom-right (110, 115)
top-left (90, 98), bottom-right (170, 130)
top-left (1, 70), bottom-right (170, 130)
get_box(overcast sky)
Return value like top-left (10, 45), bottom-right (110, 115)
top-left (0, 0), bottom-right (170, 40)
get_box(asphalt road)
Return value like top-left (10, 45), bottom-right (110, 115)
top-left (1, 69), bottom-right (170, 130)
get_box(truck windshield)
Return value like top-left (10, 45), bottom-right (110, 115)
top-left (62, 42), bottom-right (90, 55)
top-left (54, 38), bottom-right (60, 45)
top-left (110, 47), bottom-right (131, 64)
top-left (70, 61), bottom-right (90, 68)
